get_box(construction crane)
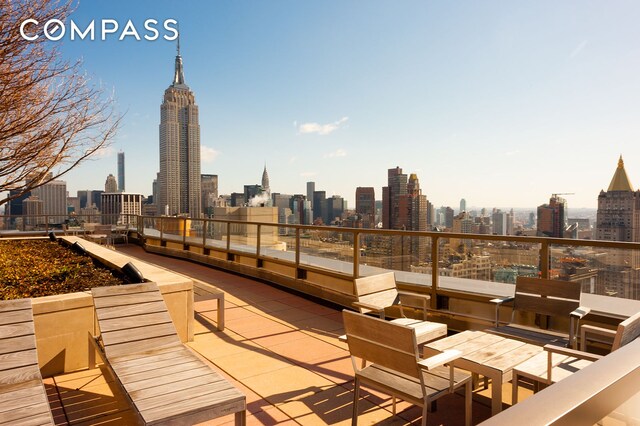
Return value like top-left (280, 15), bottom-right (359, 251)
top-left (552, 193), bottom-right (574, 199)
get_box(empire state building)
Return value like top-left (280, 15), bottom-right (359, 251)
top-left (158, 41), bottom-right (201, 217)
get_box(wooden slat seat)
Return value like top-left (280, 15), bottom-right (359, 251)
top-left (91, 282), bottom-right (246, 425)
top-left (487, 277), bottom-right (590, 349)
top-left (0, 298), bottom-right (55, 425)
top-left (343, 310), bottom-right (472, 426)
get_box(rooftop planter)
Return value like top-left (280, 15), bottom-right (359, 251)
top-left (0, 236), bottom-right (194, 377)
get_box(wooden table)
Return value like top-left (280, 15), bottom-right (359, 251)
top-left (423, 330), bottom-right (543, 415)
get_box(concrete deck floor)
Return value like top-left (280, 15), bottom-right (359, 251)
top-left (46, 244), bottom-right (528, 425)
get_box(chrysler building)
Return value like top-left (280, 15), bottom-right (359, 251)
top-left (158, 39), bottom-right (201, 217)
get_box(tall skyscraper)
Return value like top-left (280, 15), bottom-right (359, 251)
top-left (595, 156), bottom-right (640, 298)
top-left (381, 167), bottom-right (429, 268)
top-left (537, 195), bottom-right (567, 237)
top-left (158, 39), bottom-right (201, 217)
top-left (460, 198), bottom-right (467, 214)
top-left (117, 151), bottom-right (125, 192)
top-left (261, 165), bottom-right (270, 197)
top-left (306, 182), bottom-right (315, 208)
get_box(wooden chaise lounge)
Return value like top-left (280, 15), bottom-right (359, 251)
top-left (0, 298), bottom-right (54, 425)
top-left (90, 282), bottom-right (246, 425)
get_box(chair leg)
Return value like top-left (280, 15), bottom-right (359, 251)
top-left (392, 396), bottom-right (396, 414)
top-left (421, 401), bottom-right (428, 426)
top-left (352, 378), bottom-right (360, 426)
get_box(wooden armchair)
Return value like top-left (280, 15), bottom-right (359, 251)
top-left (342, 310), bottom-right (472, 426)
top-left (488, 277), bottom-right (590, 349)
top-left (512, 310), bottom-right (640, 403)
top-left (352, 272), bottom-right (446, 345)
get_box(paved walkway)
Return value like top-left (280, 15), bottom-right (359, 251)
top-left (48, 244), bottom-right (493, 425)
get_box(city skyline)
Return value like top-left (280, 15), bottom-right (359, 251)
top-left (35, 1), bottom-right (640, 208)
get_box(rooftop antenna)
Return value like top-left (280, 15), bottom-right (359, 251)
top-left (177, 22), bottom-right (181, 56)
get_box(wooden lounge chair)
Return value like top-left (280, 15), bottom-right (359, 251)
top-left (343, 310), bottom-right (472, 426)
top-left (488, 277), bottom-right (590, 349)
top-left (0, 298), bottom-right (55, 425)
top-left (90, 282), bottom-right (246, 425)
top-left (512, 310), bottom-right (640, 404)
top-left (353, 272), bottom-right (446, 345)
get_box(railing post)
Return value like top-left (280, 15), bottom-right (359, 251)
top-left (353, 230), bottom-right (360, 280)
top-left (202, 219), bottom-right (207, 247)
top-left (431, 235), bottom-right (439, 310)
top-left (256, 224), bottom-right (261, 258)
top-left (159, 216), bottom-right (164, 242)
top-left (295, 227), bottom-right (301, 270)
top-left (182, 218), bottom-right (187, 246)
top-left (540, 240), bottom-right (550, 279)
top-left (226, 222), bottom-right (231, 251)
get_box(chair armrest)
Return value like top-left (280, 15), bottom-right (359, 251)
top-left (418, 349), bottom-right (462, 371)
top-left (352, 301), bottom-right (385, 314)
top-left (543, 344), bottom-right (603, 362)
top-left (490, 296), bottom-right (514, 327)
top-left (570, 306), bottom-right (591, 319)
top-left (490, 296), bottom-right (515, 305)
top-left (580, 324), bottom-right (616, 351)
top-left (397, 290), bottom-right (430, 301)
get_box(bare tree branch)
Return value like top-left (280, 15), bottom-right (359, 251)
top-left (0, 0), bottom-right (122, 206)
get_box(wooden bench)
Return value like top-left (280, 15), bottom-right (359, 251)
top-left (488, 277), bottom-right (590, 349)
top-left (512, 309), bottom-right (640, 404)
top-left (343, 310), bottom-right (472, 426)
top-left (0, 298), bottom-right (55, 425)
top-left (90, 282), bottom-right (246, 425)
top-left (353, 272), bottom-right (446, 345)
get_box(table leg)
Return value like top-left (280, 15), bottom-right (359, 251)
top-left (490, 372), bottom-right (503, 415)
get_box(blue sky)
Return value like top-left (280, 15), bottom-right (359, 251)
top-left (54, 0), bottom-right (640, 208)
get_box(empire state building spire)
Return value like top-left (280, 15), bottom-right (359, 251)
top-left (172, 31), bottom-right (186, 87)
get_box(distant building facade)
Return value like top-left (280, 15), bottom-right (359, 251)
top-left (355, 187), bottom-right (376, 228)
top-left (105, 174), bottom-right (118, 193)
top-left (101, 193), bottom-right (143, 225)
top-left (595, 156), bottom-right (640, 298)
top-left (537, 195), bottom-right (567, 237)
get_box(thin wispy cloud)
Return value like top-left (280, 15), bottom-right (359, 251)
top-left (289, 156), bottom-right (297, 164)
top-left (569, 40), bottom-right (588, 59)
top-left (201, 146), bottom-right (220, 163)
top-left (324, 148), bottom-right (347, 158)
top-left (93, 146), bottom-right (115, 158)
top-left (298, 117), bottom-right (349, 136)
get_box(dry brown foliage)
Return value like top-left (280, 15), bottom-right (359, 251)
top-left (0, 0), bottom-right (121, 205)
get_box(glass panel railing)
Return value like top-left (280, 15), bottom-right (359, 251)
top-left (550, 243), bottom-right (640, 301)
top-left (227, 222), bottom-right (258, 255)
top-left (203, 220), bottom-right (228, 250)
top-left (258, 223), bottom-right (290, 262)
top-left (158, 216), bottom-right (188, 243)
top-left (296, 228), bottom-right (356, 274)
top-left (186, 218), bottom-right (205, 246)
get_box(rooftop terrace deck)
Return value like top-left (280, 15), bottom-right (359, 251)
top-left (45, 244), bottom-right (501, 425)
